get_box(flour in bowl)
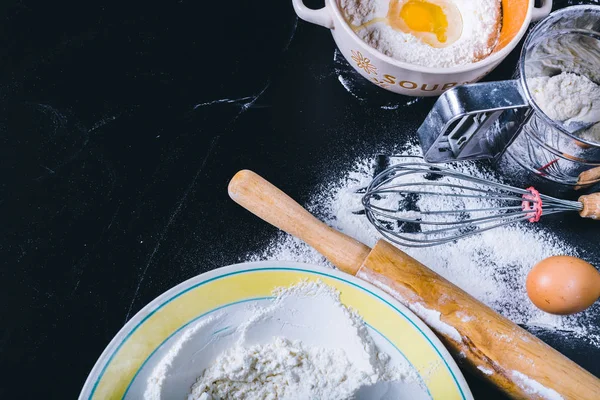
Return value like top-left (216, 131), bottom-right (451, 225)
top-left (187, 281), bottom-right (419, 400)
top-left (189, 337), bottom-right (397, 400)
top-left (339, 0), bottom-right (502, 67)
top-left (142, 281), bottom-right (421, 400)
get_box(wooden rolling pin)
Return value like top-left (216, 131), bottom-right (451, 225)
top-left (228, 169), bottom-right (600, 400)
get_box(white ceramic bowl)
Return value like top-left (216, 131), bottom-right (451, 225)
top-left (293, 0), bottom-right (552, 96)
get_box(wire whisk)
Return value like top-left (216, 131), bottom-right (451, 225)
top-left (361, 161), bottom-right (600, 248)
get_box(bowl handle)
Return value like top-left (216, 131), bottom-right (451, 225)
top-left (292, 0), bottom-right (334, 29)
top-left (531, 0), bottom-right (553, 22)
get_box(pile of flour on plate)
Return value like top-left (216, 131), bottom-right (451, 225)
top-left (339, 0), bottom-right (501, 67)
top-left (144, 280), bottom-right (420, 400)
top-left (528, 72), bottom-right (600, 143)
top-left (187, 281), bottom-right (417, 400)
top-left (247, 142), bottom-right (600, 347)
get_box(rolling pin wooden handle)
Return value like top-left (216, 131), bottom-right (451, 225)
top-left (228, 170), bottom-right (370, 274)
top-left (576, 166), bottom-right (600, 190)
top-left (579, 193), bottom-right (600, 219)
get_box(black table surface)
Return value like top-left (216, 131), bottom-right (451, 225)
top-left (2, 0), bottom-right (598, 398)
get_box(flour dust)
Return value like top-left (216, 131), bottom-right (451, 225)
top-left (246, 142), bottom-right (600, 346)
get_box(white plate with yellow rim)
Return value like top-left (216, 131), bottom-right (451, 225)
top-left (79, 261), bottom-right (473, 399)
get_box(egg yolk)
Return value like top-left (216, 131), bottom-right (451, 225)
top-left (387, 0), bottom-right (463, 48)
top-left (400, 0), bottom-right (448, 43)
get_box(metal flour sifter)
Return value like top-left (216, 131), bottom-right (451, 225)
top-left (417, 5), bottom-right (600, 187)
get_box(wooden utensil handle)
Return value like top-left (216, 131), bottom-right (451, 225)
top-left (579, 166), bottom-right (600, 182)
top-left (228, 170), bottom-right (370, 274)
top-left (359, 240), bottom-right (600, 400)
top-left (576, 166), bottom-right (600, 191)
top-left (579, 193), bottom-right (600, 219)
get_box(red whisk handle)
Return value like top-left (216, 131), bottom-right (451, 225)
top-left (522, 187), bottom-right (543, 223)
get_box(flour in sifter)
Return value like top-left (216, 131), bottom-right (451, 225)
top-left (528, 72), bottom-right (600, 143)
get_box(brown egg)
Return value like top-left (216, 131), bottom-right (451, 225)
top-left (526, 255), bottom-right (600, 315)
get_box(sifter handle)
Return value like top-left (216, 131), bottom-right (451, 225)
top-left (579, 193), bottom-right (600, 219)
top-left (228, 170), bottom-right (370, 274)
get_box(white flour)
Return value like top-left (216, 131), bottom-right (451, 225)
top-left (511, 370), bottom-right (564, 400)
top-left (246, 143), bottom-right (600, 346)
top-left (186, 281), bottom-right (418, 400)
top-left (339, 0), bottom-right (501, 67)
top-left (189, 338), bottom-right (390, 400)
top-left (144, 316), bottom-right (218, 400)
top-left (528, 72), bottom-right (600, 143)
top-left (408, 303), bottom-right (462, 343)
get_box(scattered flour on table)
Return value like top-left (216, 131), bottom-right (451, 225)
top-left (338, 75), bottom-right (363, 101)
top-left (528, 72), bottom-right (600, 143)
top-left (185, 280), bottom-right (418, 400)
top-left (339, 0), bottom-right (501, 67)
top-left (246, 143), bottom-right (600, 347)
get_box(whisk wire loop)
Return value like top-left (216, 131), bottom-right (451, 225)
top-left (361, 161), bottom-right (583, 247)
